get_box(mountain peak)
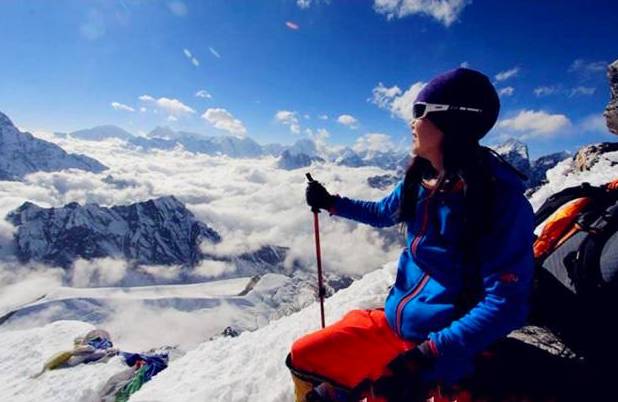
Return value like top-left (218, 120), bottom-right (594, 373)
top-left (494, 138), bottom-right (529, 160)
top-left (0, 110), bottom-right (15, 129)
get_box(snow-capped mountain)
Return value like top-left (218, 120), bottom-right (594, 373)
top-left (6, 196), bottom-right (220, 268)
top-left (492, 138), bottom-right (570, 188)
top-left (492, 138), bottom-right (531, 176)
top-left (276, 150), bottom-right (324, 170)
top-left (0, 111), bottom-right (107, 181)
top-left (68, 125), bottom-right (135, 141)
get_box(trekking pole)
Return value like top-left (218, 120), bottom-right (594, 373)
top-left (306, 172), bottom-right (326, 329)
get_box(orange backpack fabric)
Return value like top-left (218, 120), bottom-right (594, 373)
top-left (533, 197), bottom-right (592, 259)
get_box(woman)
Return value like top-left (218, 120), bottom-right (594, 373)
top-left (286, 68), bottom-right (535, 402)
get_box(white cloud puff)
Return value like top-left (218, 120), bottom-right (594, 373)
top-left (569, 86), bottom-right (595, 97)
top-left (352, 133), bottom-right (397, 155)
top-left (498, 86), bottom-right (514, 97)
top-left (139, 95), bottom-right (195, 117)
top-left (569, 59), bottom-right (607, 75)
top-left (373, 0), bottom-right (471, 26)
top-left (275, 110), bottom-right (301, 134)
top-left (534, 86), bottom-right (559, 97)
top-left (195, 90), bottom-right (212, 99)
top-left (497, 110), bottom-right (571, 138)
top-left (494, 67), bottom-right (519, 82)
top-left (337, 114), bottom-right (359, 129)
top-left (370, 82), bottom-right (426, 122)
top-left (72, 257), bottom-right (129, 287)
top-left (202, 108), bottom-right (247, 137)
top-left (111, 102), bottom-right (135, 112)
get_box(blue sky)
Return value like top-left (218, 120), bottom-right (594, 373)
top-left (0, 0), bottom-right (616, 158)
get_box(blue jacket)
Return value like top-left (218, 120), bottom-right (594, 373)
top-left (331, 155), bottom-right (534, 383)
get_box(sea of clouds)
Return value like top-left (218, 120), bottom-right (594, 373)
top-left (0, 133), bottom-right (406, 348)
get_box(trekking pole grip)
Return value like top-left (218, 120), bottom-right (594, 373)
top-left (305, 172), bottom-right (320, 214)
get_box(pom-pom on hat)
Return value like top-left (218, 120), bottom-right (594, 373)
top-left (416, 68), bottom-right (500, 140)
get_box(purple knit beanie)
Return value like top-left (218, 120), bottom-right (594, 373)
top-left (416, 68), bottom-right (500, 140)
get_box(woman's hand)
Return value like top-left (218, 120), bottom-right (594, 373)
top-left (371, 345), bottom-right (434, 402)
top-left (306, 180), bottom-right (335, 211)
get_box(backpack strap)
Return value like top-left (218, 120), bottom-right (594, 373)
top-left (571, 200), bottom-right (618, 296)
top-left (534, 182), bottom-right (603, 227)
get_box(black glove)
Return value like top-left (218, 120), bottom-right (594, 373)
top-left (372, 344), bottom-right (435, 402)
top-left (306, 180), bottom-right (336, 211)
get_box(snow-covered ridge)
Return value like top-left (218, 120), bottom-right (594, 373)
top-left (0, 110), bottom-right (107, 181)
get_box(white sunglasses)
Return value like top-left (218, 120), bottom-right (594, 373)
top-left (412, 102), bottom-right (483, 120)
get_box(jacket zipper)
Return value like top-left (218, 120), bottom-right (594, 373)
top-left (395, 274), bottom-right (430, 336)
top-left (395, 196), bottom-right (432, 336)
top-left (410, 195), bottom-right (432, 258)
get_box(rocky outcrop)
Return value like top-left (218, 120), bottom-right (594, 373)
top-left (0, 111), bottom-right (107, 181)
top-left (572, 142), bottom-right (618, 172)
top-left (6, 196), bottom-right (221, 268)
top-left (605, 59), bottom-right (618, 135)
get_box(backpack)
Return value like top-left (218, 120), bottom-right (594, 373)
top-left (531, 179), bottom-right (618, 362)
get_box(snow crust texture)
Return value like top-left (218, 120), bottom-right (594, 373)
top-left (0, 320), bottom-right (126, 402)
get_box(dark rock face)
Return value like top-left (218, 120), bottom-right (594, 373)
top-left (0, 110), bottom-right (107, 181)
top-left (605, 59), bottom-right (618, 135)
top-left (6, 196), bottom-right (220, 268)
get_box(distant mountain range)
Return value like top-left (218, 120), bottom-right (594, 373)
top-left (0, 111), bottom-right (107, 181)
top-left (492, 138), bottom-right (570, 189)
top-left (55, 124), bottom-right (411, 171)
top-left (0, 109), bottom-right (571, 185)
top-left (367, 139), bottom-right (571, 191)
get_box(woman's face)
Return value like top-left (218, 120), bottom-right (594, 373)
top-left (411, 117), bottom-right (444, 159)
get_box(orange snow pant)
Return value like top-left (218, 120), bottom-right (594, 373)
top-left (290, 309), bottom-right (415, 397)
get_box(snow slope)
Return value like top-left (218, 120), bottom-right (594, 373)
top-left (528, 149), bottom-right (618, 210)
top-left (0, 265), bottom-right (393, 402)
top-left (130, 264), bottom-right (396, 402)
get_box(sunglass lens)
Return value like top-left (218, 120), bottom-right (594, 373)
top-left (413, 103), bottom-right (426, 119)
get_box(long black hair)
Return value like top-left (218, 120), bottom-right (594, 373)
top-left (398, 131), bottom-right (497, 256)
